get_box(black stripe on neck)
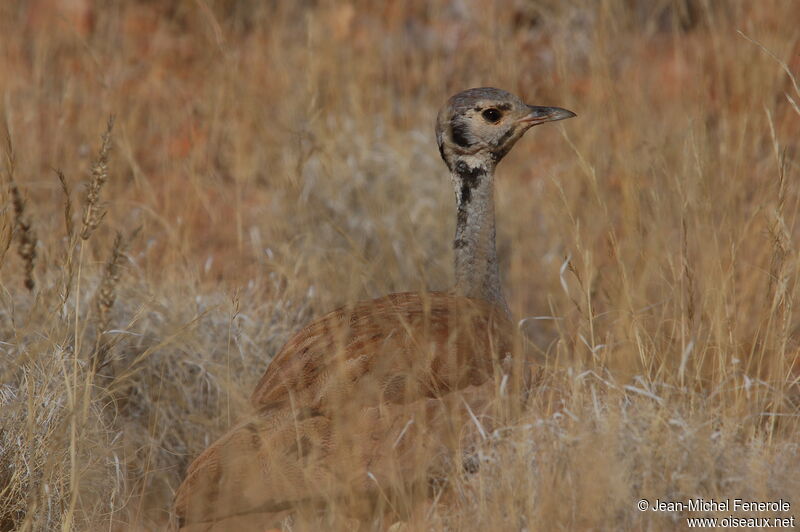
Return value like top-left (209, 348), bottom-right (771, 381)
top-left (455, 160), bottom-right (486, 205)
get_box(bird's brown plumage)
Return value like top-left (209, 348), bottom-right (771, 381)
top-left (173, 87), bottom-right (574, 530)
top-left (174, 292), bottom-right (514, 529)
top-left (250, 292), bottom-right (512, 412)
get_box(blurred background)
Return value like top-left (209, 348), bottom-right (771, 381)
top-left (1, 0), bottom-right (799, 530)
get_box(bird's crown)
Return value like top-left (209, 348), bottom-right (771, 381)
top-left (436, 87), bottom-right (575, 170)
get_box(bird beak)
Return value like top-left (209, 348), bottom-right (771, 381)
top-left (516, 105), bottom-right (576, 126)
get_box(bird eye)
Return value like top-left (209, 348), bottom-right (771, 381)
top-left (482, 108), bottom-right (502, 123)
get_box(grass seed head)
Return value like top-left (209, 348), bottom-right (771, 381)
top-left (80, 116), bottom-right (115, 241)
top-left (5, 137), bottom-right (37, 291)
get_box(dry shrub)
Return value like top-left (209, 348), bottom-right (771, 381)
top-left (0, 0), bottom-right (798, 530)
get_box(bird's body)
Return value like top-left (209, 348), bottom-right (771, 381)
top-left (175, 292), bottom-right (513, 528)
top-left (174, 88), bottom-right (574, 530)
top-left (250, 292), bottom-right (512, 411)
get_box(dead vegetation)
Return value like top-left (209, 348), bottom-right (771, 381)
top-left (0, 0), bottom-right (799, 530)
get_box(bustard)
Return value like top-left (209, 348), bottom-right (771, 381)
top-left (174, 88), bottom-right (575, 530)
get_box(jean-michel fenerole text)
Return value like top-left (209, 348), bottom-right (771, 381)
top-left (651, 498), bottom-right (791, 513)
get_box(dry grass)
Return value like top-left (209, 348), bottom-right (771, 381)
top-left (1, 0), bottom-right (799, 530)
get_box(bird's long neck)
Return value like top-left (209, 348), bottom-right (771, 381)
top-left (450, 158), bottom-right (509, 316)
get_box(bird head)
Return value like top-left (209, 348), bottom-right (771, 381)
top-left (436, 87), bottom-right (575, 171)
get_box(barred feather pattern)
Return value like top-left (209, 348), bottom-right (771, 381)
top-left (174, 292), bottom-right (514, 529)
